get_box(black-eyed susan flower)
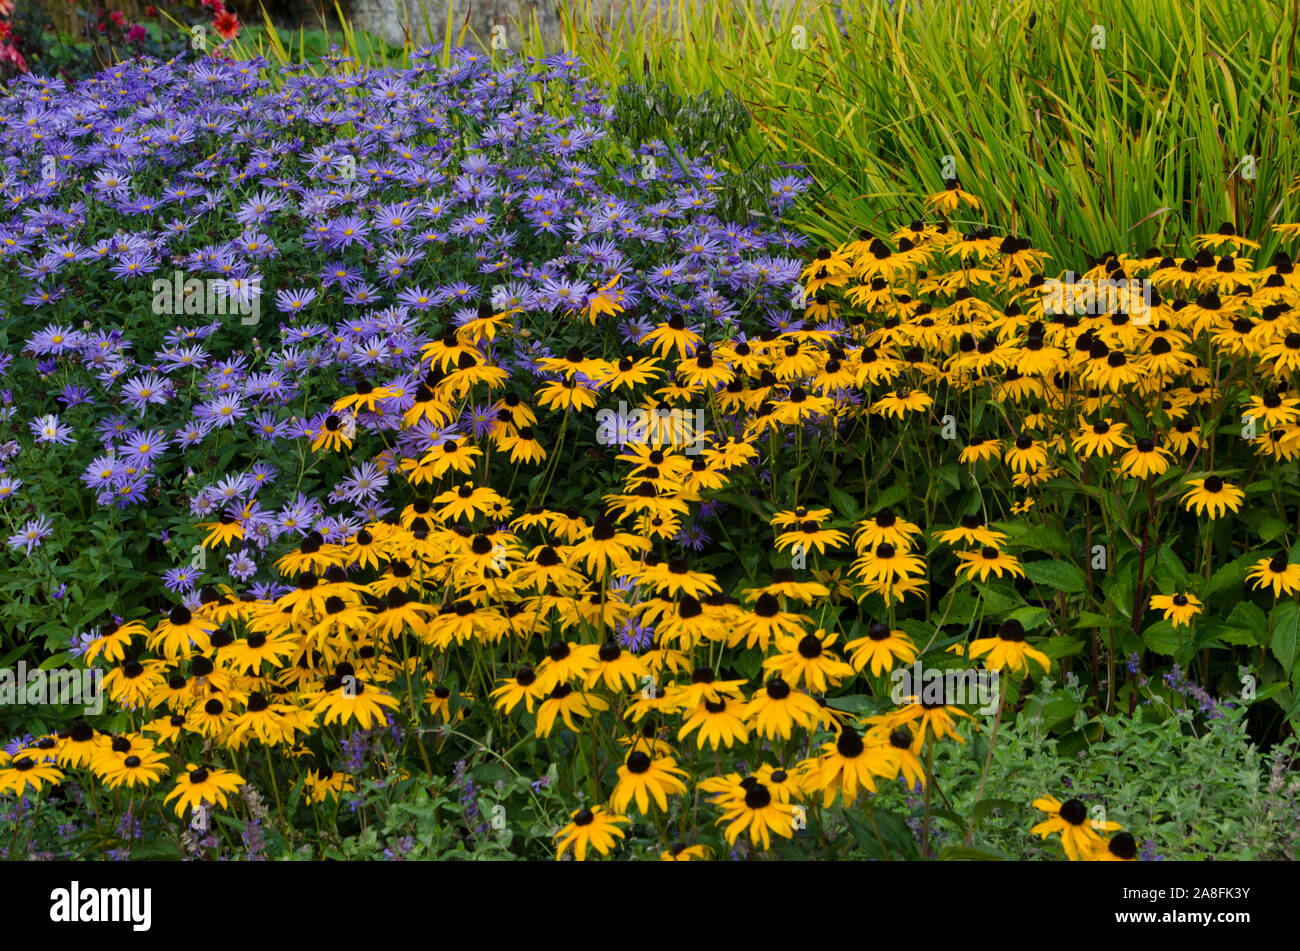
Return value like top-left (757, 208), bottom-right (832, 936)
top-left (884, 697), bottom-right (974, 752)
top-left (535, 639), bottom-right (602, 691)
top-left (763, 630), bottom-right (855, 693)
top-left (743, 676), bottom-right (826, 740)
top-left (490, 665), bottom-right (546, 715)
top-left (728, 592), bottom-right (808, 652)
top-left (635, 555), bottom-right (720, 599)
top-left (1149, 592), bottom-right (1203, 627)
top-left (774, 516), bottom-right (848, 556)
top-left (1004, 433), bottom-right (1049, 473)
top-left (586, 640), bottom-right (650, 692)
top-left (1246, 552), bottom-right (1300, 597)
top-left (149, 605), bottom-right (216, 660)
top-left (958, 436), bottom-right (1004, 465)
top-left (871, 726), bottom-right (927, 789)
top-left (851, 541), bottom-right (926, 586)
top-left (535, 683), bottom-right (607, 737)
top-left (1181, 475), bottom-right (1244, 518)
top-left (312, 671), bottom-right (400, 730)
top-left (1071, 418), bottom-right (1132, 459)
top-left (1088, 831), bottom-right (1139, 861)
top-left (967, 618), bottom-right (1050, 674)
top-left (871, 386), bottom-right (934, 419)
top-left (311, 413), bottom-right (354, 453)
top-left (924, 178), bottom-right (983, 214)
top-left (716, 778), bottom-right (796, 851)
top-left (1030, 794), bottom-right (1117, 860)
top-left (954, 546), bottom-right (1025, 582)
top-left (0, 757), bottom-right (64, 795)
top-left (554, 806), bottom-right (627, 861)
top-left (227, 692), bottom-right (299, 747)
top-left (678, 695), bottom-right (750, 750)
top-left (743, 566), bottom-right (830, 604)
top-left (55, 720), bottom-right (104, 768)
top-left (83, 619), bottom-right (145, 665)
top-left (609, 750), bottom-right (689, 814)
top-left (853, 506), bottom-right (923, 553)
top-left (803, 723), bottom-right (879, 807)
top-left (1118, 436), bottom-right (1174, 478)
top-left (931, 512), bottom-right (1007, 549)
top-left (660, 842), bottom-right (712, 861)
top-left (163, 763), bottom-right (246, 818)
top-left (845, 622), bottom-right (918, 676)
top-left (303, 765), bottom-right (355, 804)
top-left (199, 510), bottom-right (245, 548)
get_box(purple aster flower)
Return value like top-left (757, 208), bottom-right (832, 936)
top-left (7, 515), bottom-right (53, 554)
top-left (275, 287), bottom-right (318, 314)
top-left (0, 476), bottom-right (22, 503)
top-left (121, 373), bottom-right (172, 414)
top-left (57, 384), bottom-right (93, 409)
top-left (674, 522), bottom-right (712, 552)
top-left (105, 475), bottom-right (150, 508)
top-left (176, 421), bottom-right (213, 448)
top-left (120, 429), bottom-right (169, 466)
top-left (227, 549), bottom-right (258, 581)
top-left (195, 393), bottom-right (247, 429)
top-left (81, 454), bottom-right (125, 491)
top-left (25, 323), bottom-right (85, 357)
top-left (617, 618), bottom-right (655, 652)
top-left (30, 414), bottom-right (75, 446)
top-left (162, 565), bottom-right (202, 594)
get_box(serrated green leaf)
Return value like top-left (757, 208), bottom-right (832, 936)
top-left (1023, 559), bottom-right (1086, 593)
top-left (1270, 602), bottom-right (1299, 676)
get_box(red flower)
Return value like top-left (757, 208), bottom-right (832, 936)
top-left (212, 9), bottom-right (240, 40)
top-left (0, 43), bottom-right (27, 72)
top-left (109, 9), bottom-right (126, 26)
top-left (127, 24), bottom-right (147, 44)
top-left (145, 5), bottom-right (157, 16)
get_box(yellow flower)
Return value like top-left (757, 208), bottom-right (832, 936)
top-left (1180, 475), bottom-right (1244, 518)
top-left (554, 806), bottom-right (627, 861)
top-left (1246, 553), bottom-right (1300, 597)
top-left (1149, 592), bottom-right (1203, 628)
top-left (609, 750), bottom-right (689, 814)
top-left (163, 763), bottom-right (246, 818)
top-left (967, 619), bottom-right (1051, 674)
top-left (1030, 794), bottom-right (1118, 860)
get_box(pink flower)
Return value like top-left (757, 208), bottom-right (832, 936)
top-left (127, 24), bottom-right (147, 43)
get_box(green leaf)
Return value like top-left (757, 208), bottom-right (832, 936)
top-left (827, 484), bottom-right (859, 519)
top-left (1041, 636), bottom-right (1085, 659)
top-left (938, 845), bottom-right (1014, 861)
top-left (1141, 619), bottom-right (1182, 657)
top-left (974, 581), bottom-right (1021, 614)
top-left (1203, 554), bottom-right (1250, 600)
top-left (1075, 611), bottom-right (1124, 629)
top-left (844, 808), bottom-right (918, 860)
top-left (1008, 606), bottom-right (1049, 630)
top-left (971, 798), bottom-right (1015, 825)
top-left (934, 463), bottom-right (961, 491)
top-left (1023, 559), bottom-right (1086, 593)
top-left (1225, 602), bottom-right (1269, 646)
top-left (1153, 544), bottom-right (1189, 590)
top-left (1000, 524), bottom-right (1072, 556)
top-left (1282, 687), bottom-right (1300, 723)
top-left (1270, 602), bottom-right (1300, 677)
